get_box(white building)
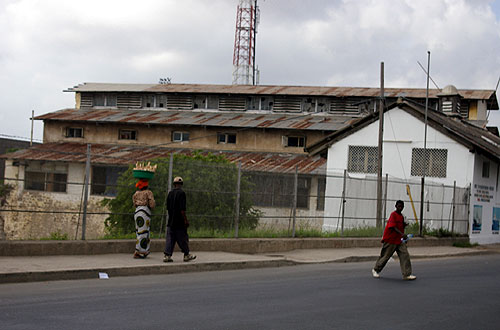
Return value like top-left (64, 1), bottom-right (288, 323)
top-left (307, 93), bottom-right (500, 244)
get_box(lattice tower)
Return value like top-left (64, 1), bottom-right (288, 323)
top-left (232, 0), bottom-right (259, 85)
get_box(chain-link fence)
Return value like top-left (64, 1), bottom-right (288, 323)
top-left (1, 155), bottom-right (470, 240)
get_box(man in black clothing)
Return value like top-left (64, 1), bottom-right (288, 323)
top-left (163, 176), bottom-right (196, 262)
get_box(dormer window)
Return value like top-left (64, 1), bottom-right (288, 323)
top-left (143, 95), bottom-right (166, 108)
top-left (93, 94), bottom-right (117, 107)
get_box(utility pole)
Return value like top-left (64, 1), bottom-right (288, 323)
top-left (376, 62), bottom-right (385, 227)
top-left (419, 51), bottom-right (431, 236)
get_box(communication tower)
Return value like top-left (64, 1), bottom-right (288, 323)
top-left (232, 0), bottom-right (259, 85)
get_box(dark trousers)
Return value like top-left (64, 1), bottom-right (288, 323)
top-left (374, 242), bottom-right (412, 277)
top-left (164, 227), bottom-right (190, 256)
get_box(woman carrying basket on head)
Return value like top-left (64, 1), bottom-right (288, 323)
top-left (132, 162), bottom-right (157, 259)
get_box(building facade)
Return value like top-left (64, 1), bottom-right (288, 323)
top-left (1, 83), bottom-right (498, 240)
top-left (307, 100), bottom-right (500, 244)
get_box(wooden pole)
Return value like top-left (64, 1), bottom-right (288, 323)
top-left (81, 144), bottom-right (91, 240)
top-left (376, 62), bottom-right (385, 227)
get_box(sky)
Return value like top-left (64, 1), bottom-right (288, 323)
top-left (1, 0), bottom-right (499, 142)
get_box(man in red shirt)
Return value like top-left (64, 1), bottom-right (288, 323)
top-left (372, 200), bottom-right (416, 280)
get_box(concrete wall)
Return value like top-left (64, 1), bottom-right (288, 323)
top-left (42, 122), bottom-right (328, 154)
top-left (3, 160), bottom-right (108, 240)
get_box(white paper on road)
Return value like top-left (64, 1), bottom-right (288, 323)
top-left (98, 272), bottom-right (109, 279)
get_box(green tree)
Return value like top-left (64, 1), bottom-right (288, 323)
top-left (102, 152), bottom-right (261, 236)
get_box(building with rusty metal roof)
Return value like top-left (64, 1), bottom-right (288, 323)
top-left (1, 81), bottom-right (498, 240)
top-left (305, 99), bottom-right (500, 244)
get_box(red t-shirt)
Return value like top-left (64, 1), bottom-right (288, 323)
top-left (382, 211), bottom-right (404, 244)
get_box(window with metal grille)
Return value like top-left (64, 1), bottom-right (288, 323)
top-left (411, 148), bottom-right (448, 178)
top-left (347, 146), bottom-right (378, 173)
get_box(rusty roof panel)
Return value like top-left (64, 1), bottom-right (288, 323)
top-left (1, 142), bottom-right (326, 174)
top-left (35, 109), bottom-right (356, 131)
top-left (66, 83), bottom-right (496, 101)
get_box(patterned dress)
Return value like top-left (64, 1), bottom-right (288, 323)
top-left (132, 189), bottom-right (155, 258)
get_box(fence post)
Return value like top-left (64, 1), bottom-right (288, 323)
top-left (383, 173), bottom-right (388, 227)
top-left (292, 165), bottom-right (298, 238)
top-left (341, 169), bottom-right (347, 236)
top-left (467, 183), bottom-right (471, 234)
top-left (163, 153), bottom-right (174, 239)
top-left (81, 144), bottom-right (91, 240)
top-left (419, 177), bottom-right (425, 236)
top-left (234, 161), bottom-right (241, 238)
top-left (451, 180), bottom-right (456, 234)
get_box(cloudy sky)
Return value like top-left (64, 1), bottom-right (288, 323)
top-left (1, 0), bottom-right (499, 141)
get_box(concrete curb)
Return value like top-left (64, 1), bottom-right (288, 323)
top-left (0, 237), bottom-right (469, 256)
top-left (0, 259), bottom-right (296, 284)
top-left (2, 248), bottom-right (496, 284)
top-left (326, 250), bottom-right (499, 263)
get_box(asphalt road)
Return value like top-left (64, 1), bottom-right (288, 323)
top-left (1, 255), bottom-right (500, 330)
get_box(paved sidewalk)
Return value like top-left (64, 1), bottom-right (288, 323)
top-left (1, 245), bottom-right (498, 284)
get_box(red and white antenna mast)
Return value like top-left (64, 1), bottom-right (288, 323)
top-left (232, 0), bottom-right (259, 85)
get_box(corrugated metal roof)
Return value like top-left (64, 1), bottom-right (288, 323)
top-left (65, 82), bottom-right (497, 101)
top-left (35, 108), bottom-right (358, 131)
top-left (1, 143), bottom-right (326, 175)
top-left (307, 100), bottom-right (500, 161)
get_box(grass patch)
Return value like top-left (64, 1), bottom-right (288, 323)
top-left (40, 231), bottom-right (69, 240)
top-left (97, 223), bottom-right (461, 240)
top-left (453, 241), bottom-right (479, 248)
top-left (100, 232), bottom-right (136, 240)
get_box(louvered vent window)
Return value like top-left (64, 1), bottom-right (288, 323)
top-left (80, 93), bottom-right (93, 108)
top-left (117, 94), bottom-right (142, 108)
top-left (329, 97), bottom-right (361, 115)
top-left (459, 101), bottom-right (468, 118)
top-left (166, 95), bottom-right (193, 110)
top-left (411, 148), bottom-right (448, 178)
top-left (273, 98), bottom-right (302, 113)
top-left (442, 101), bottom-right (453, 112)
top-left (219, 97), bottom-right (246, 111)
top-left (347, 146), bottom-right (378, 174)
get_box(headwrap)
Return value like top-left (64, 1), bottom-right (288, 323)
top-left (135, 178), bottom-right (149, 189)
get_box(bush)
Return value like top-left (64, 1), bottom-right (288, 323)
top-left (102, 152), bottom-right (261, 236)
